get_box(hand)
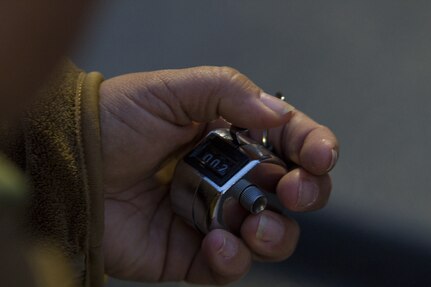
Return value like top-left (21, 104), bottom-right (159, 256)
top-left (99, 67), bottom-right (339, 284)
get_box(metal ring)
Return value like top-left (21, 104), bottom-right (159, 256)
top-left (262, 92), bottom-right (285, 150)
top-left (275, 92), bottom-right (285, 101)
top-left (262, 129), bottom-right (270, 148)
top-left (230, 126), bottom-right (248, 145)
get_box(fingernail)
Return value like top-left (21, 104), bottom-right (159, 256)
top-left (256, 214), bottom-right (284, 242)
top-left (327, 149), bottom-right (338, 172)
top-left (218, 236), bottom-right (238, 259)
top-left (297, 180), bottom-right (319, 208)
top-left (261, 92), bottom-right (295, 116)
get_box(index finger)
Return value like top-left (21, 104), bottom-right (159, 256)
top-left (113, 66), bottom-right (295, 129)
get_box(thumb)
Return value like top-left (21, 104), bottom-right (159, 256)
top-left (111, 66), bottom-right (294, 129)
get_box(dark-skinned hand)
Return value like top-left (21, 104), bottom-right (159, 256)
top-left (100, 67), bottom-right (339, 284)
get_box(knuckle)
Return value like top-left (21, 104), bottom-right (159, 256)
top-left (218, 66), bottom-right (242, 81)
top-left (213, 66), bottom-right (261, 99)
top-left (217, 66), bottom-right (250, 89)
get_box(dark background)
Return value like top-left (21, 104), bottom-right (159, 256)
top-left (74, 1), bottom-right (431, 286)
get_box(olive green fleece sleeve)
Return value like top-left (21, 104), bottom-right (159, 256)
top-left (0, 60), bottom-right (105, 287)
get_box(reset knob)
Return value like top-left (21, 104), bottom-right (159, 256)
top-left (229, 179), bottom-right (268, 214)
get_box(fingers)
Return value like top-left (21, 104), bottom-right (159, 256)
top-left (110, 66), bottom-right (294, 129)
top-left (187, 213), bottom-right (300, 284)
top-left (276, 168), bottom-right (332, 212)
top-left (187, 230), bottom-right (252, 285)
top-left (240, 211), bottom-right (300, 262)
top-left (280, 111), bottom-right (338, 175)
top-left (252, 110), bottom-right (339, 175)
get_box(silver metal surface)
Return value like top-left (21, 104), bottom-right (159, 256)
top-left (171, 128), bottom-right (287, 233)
top-left (262, 129), bottom-right (270, 148)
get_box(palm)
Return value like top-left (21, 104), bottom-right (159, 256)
top-left (104, 182), bottom-right (173, 281)
top-left (101, 102), bottom-right (206, 281)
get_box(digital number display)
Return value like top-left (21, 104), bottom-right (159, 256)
top-left (196, 149), bottom-right (235, 177)
top-left (185, 134), bottom-right (250, 186)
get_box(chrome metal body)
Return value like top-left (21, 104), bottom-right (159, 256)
top-left (171, 128), bottom-right (286, 234)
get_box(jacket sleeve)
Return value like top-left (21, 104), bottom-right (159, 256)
top-left (0, 60), bottom-right (105, 287)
